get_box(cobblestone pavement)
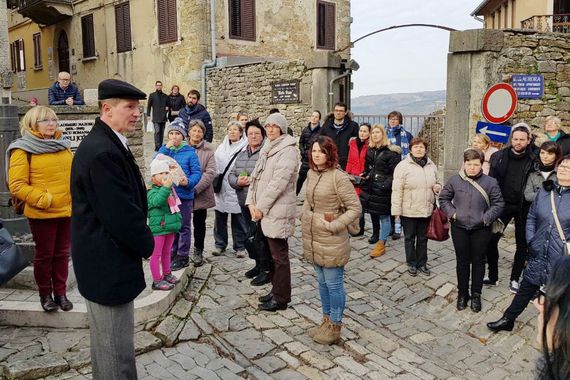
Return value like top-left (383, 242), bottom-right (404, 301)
top-left (0, 133), bottom-right (540, 379)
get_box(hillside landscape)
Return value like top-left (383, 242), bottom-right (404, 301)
top-left (351, 90), bottom-right (446, 115)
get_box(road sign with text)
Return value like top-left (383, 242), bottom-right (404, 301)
top-left (512, 74), bottom-right (544, 99)
top-left (476, 121), bottom-right (511, 144)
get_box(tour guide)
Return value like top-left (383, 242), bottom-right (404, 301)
top-left (71, 79), bottom-right (154, 379)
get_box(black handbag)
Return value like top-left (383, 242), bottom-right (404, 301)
top-left (213, 150), bottom-right (242, 193)
top-left (244, 221), bottom-right (269, 261)
top-left (0, 223), bottom-right (33, 286)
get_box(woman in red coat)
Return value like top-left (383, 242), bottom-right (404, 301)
top-left (345, 122), bottom-right (370, 236)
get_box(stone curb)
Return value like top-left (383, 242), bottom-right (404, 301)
top-left (0, 266), bottom-right (195, 328)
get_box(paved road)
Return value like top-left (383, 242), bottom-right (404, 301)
top-left (0, 133), bottom-right (539, 379)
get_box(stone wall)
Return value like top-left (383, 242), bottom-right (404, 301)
top-left (443, 29), bottom-right (570, 180)
top-left (206, 60), bottom-right (314, 141)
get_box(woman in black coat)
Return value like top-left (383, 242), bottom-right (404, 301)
top-left (360, 124), bottom-right (401, 257)
top-left (488, 155), bottom-right (570, 333)
top-left (439, 149), bottom-right (504, 313)
top-left (167, 85), bottom-right (186, 122)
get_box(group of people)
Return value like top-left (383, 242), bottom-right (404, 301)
top-left (6, 74), bottom-right (570, 379)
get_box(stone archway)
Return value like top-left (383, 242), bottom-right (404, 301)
top-left (57, 31), bottom-right (69, 73)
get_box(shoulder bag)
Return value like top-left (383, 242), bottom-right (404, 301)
top-left (427, 199), bottom-right (450, 241)
top-left (332, 168), bottom-right (361, 235)
top-left (461, 174), bottom-right (505, 235)
top-left (550, 191), bottom-right (570, 255)
top-left (213, 150), bottom-right (242, 193)
top-left (0, 223), bottom-right (33, 286)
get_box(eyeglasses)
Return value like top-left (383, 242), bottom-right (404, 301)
top-left (37, 119), bottom-right (58, 124)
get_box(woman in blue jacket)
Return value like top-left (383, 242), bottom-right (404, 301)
top-left (439, 149), bottom-right (504, 313)
top-left (157, 119), bottom-right (202, 270)
top-left (487, 155), bottom-right (570, 333)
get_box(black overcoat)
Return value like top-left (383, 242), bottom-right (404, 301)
top-left (360, 146), bottom-right (400, 215)
top-left (71, 117), bottom-right (154, 306)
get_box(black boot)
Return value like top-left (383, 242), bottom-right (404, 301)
top-left (245, 266), bottom-right (261, 279)
top-left (251, 271), bottom-right (271, 286)
top-left (54, 295), bottom-right (74, 312)
top-left (40, 295), bottom-right (59, 312)
top-left (471, 293), bottom-right (482, 313)
top-left (192, 249), bottom-right (204, 267)
top-left (457, 294), bottom-right (470, 311)
top-left (171, 255), bottom-right (190, 271)
top-left (487, 317), bottom-right (515, 332)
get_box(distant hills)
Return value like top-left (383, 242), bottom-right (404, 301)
top-left (351, 90), bottom-right (446, 115)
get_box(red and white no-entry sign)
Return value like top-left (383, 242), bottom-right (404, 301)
top-left (481, 83), bottom-right (517, 124)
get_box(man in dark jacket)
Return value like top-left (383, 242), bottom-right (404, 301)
top-left (487, 124), bottom-right (536, 293)
top-left (319, 102), bottom-right (358, 169)
top-left (71, 79), bottom-right (154, 379)
top-left (179, 89), bottom-right (214, 142)
top-left (296, 110), bottom-right (321, 195)
top-left (147, 80), bottom-right (169, 151)
top-left (48, 71), bottom-right (84, 106)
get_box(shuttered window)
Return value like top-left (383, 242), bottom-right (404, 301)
top-left (81, 14), bottom-right (96, 58)
top-left (115, 2), bottom-right (132, 53)
top-left (316, 0), bottom-right (335, 50)
top-left (157, 0), bottom-right (178, 44)
top-left (228, 0), bottom-right (255, 41)
top-left (33, 33), bottom-right (42, 69)
top-left (12, 39), bottom-right (25, 72)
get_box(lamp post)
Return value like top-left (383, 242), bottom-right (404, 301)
top-left (0, 0), bottom-right (24, 225)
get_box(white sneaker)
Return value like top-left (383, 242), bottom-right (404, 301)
top-left (235, 250), bottom-right (247, 258)
top-left (509, 280), bottom-right (519, 294)
top-left (212, 247), bottom-right (225, 256)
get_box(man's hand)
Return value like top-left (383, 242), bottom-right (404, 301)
top-left (237, 176), bottom-right (250, 187)
top-left (65, 97), bottom-right (74, 106)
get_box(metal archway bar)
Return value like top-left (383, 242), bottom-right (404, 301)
top-left (335, 23), bottom-right (457, 53)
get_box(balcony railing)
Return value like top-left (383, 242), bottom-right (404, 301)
top-left (17, 0), bottom-right (73, 26)
top-left (521, 14), bottom-right (570, 33)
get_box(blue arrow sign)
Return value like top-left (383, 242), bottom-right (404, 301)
top-left (476, 121), bottom-right (511, 144)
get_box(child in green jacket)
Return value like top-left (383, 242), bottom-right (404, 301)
top-left (148, 159), bottom-right (183, 290)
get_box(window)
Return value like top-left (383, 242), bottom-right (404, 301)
top-left (81, 14), bottom-right (96, 58)
top-left (115, 2), bottom-right (132, 52)
top-left (316, 0), bottom-right (335, 50)
top-left (11, 39), bottom-right (25, 72)
top-left (228, 0), bottom-right (255, 41)
top-left (33, 33), bottom-right (42, 69)
top-left (157, 0), bottom-right (177, 44)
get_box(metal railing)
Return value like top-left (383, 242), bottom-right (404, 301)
top-left (353, 114), bottom-right (443, 136)
top-left (521, 14), bottom-right (570, 33)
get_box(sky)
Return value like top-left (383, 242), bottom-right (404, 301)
top-left (351, 0), bottom-right (483, 97)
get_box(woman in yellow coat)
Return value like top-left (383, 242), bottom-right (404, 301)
top-left (6, 106), bottom-right (73, 312)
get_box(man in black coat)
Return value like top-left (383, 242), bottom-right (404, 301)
top-left (486, 124), bottom-right (536, 293)
top-left (147, 80), bottom-right (169, 151)
top-left (319, 102), bottom-right (358, 169)
top-left (296, 110), bottom-right (321, 195)
top-left (178, 89), bottom-right (214, 142)
top-left (71, 79), bottom-right (154, 379)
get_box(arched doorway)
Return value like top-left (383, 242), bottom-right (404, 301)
top-left (57, 31), bottom-right (70, 73)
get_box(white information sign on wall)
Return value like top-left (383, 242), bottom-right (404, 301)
top-left (58, 119), bottom-right (95, 152)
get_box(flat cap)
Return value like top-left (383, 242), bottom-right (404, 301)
top-left (98, 79), bottom-right (146, 100)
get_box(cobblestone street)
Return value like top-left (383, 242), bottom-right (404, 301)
top-left (0, 133), bottom-right (540, 379)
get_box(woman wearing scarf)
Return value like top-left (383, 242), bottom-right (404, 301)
top-left (391, 138), bottom-right (441, 277)
top-left (385, 111), bottom-right (413, 160)
top-left (524, 141), bottom-right (561, 203)
top-left (7, 106), bottom-right (73, 312)
top-left (345, 123), bottom-right (370, 236)
top-left (167, 85), bottom-right (186, 123)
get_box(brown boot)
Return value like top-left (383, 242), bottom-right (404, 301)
top-left (308, 315), bottom-right (330, 338)
top-left (313, 320), bottom-right (342, 345)
top-left (369, 241), bottom-right (386, 258)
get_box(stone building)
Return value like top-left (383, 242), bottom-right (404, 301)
top-left (471, 0), bottom-right (570, 32)
top-left (7, 0), bottom-right (354, 137)
top-left (443, 28), bottom-right (570, 179)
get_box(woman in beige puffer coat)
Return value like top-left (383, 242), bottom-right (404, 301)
top-left (301, 136), bottom-right (361, 345)
top-left (391, 137), bottom-right (441, 277)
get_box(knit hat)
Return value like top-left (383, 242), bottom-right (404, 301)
top-left (150, 159), bottom-right (170, 176)
top-left (264, 113), bottom-right (288, 135)
top-left (166, 118), bottom-right (188, 138)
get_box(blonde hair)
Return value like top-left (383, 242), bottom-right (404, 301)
top-left (368, 124), bottom-right (388, 148)
top-left (20, 106), bottom-right (57, 136)
top-left (473, 133), bottom-right (491, 147)
top-left (545, 116), bottom-right (562, 130)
